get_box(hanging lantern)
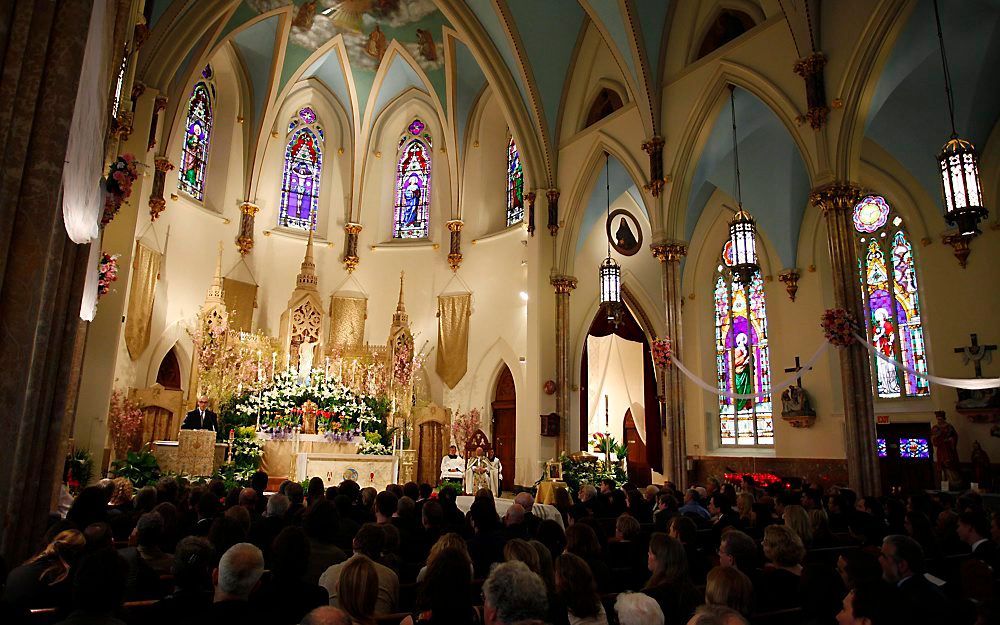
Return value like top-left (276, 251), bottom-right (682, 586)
top-left (599, 255), bottom-right (621, 311)
top-left (728, 206), bottom-right (759, 284)
top-left (938, 137), bottom-right (987, 236)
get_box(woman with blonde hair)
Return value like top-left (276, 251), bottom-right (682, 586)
top-left (735, 492), bottom-right (754, 526)
top-left (337, 555), bottom-right (378, 625)
top-left (504, 538), bottom-right (540, 572)
top-left (756, 524), bottom-right (806, 611)
top-left (782, 504), bottom-right (813, 547)
top-left (705, 566), bottom-right (754, 616)
top-left (416, 532), bottom-right (470, 581)
top-left (2, 529), bottom-right (86, 610)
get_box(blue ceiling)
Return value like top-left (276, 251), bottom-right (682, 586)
top-left (636, 0), bottom-right (671, 86)
top-left (232, 15), bottom-right (280, 134)
top-left (301, 48), bottom-right (353, 119)
top-left (465, 0), bottom-right (533, 128)
top-left (866, 0), bottom-right (1000, 206)
top-left (372, 54), bottom-right (428, 121)
top-left (686, 88), bottom-right (810, 268)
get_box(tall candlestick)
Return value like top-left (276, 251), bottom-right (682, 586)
top-left (271, 351), bottom-right (277, 379)
top-left (605, 395), bottom-right (609, 430)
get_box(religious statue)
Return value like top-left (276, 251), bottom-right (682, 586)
top-left (931, 411), bottom-right (962, 486)
top-left (298, 339), bottom-right (318, 380)
top-left (970, 441), bottom-right (992, 490)
top-left (301, 400), bottom-right (318, 435)
top-left (365, 25), bottom-right (387, 64)
top-left (416, 28), bottom-right (437, 62)
top-left (465, 446), bottom-right (494, 494)
top-left (615, 217), bottom-right (638, 253)
top-left (780, 385), bottom-right (816, 428)
top-left (733, 333), bottom-right (753, 411)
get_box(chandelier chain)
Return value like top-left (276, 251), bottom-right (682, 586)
top-left (776, 0), bottom-right (803, 58)
top-left (803, 0), bottom-right (817, 53)
top-left (729, 86), bottom-right (743, 209)
top-left (605, 152), bottom-right (611, 258)
top-left (932, 0), bottom-right (958, 137)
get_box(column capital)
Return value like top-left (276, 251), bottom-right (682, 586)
top-left (344, 222), bottom-right (363, 235)
top-left (650, 241), bottom-right (688, 262)
top-left (239, 201), bottom-right (260, 216)
top-left (777, 268), bottom-right (801, 302)
top-left (550, 275), bottom-right (578, 294)
top-left (446, 219), bottom-right (464, 232)
top-left (153, 156), bottom-right (174, 172)
top-left (809, 182), bottom-right (863, 215)
top-left (641, 136), bottom-right (665, 153)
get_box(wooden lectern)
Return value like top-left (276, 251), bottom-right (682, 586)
top-left (177, 429), bottom-right (217, 476)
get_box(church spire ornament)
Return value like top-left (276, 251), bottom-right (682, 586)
top-left (725, 86), bottom-right (760, 285)
top-left (296, 226), bottom-right (318, 291)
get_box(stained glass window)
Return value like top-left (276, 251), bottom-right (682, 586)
top-left (853, 196), bottom-right (929, 399)
top-left (506, 137), bottom-right (524, 226)
top-left (877, 438), bottom-right (888, 458)
top-left (714, 247), bottom-right (773, 447)
top-left (279, 107), bottom-right (323, 230)
top-left (179, 81), bottom-right (213, 201)
top-left (898, 438), bottom-right (930, 459)
top-left (393, 119), bottom-right (431, 239)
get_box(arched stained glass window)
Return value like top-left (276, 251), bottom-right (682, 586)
top-left (853, 195), bottom-right (929, 399)
top-left (179, 75), bottom-right (214, 201)
top-left (279, 106), bottom-right (324, 230)
top-left (393, 119), bottom-right (431, 239)
top-left (714, 246), bottom-right (773, 446)
top-left (506, 137), bottom-right (524, 226)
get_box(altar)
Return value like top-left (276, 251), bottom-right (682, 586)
top-left (295, 451), bottom-right (398, 488)
top-left (258, 431), bottom-right (360, 477)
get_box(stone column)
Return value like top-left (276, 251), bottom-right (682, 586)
top-left (0, 0), bottom-right (93, 563)
top-left (525, 192), bottom-right (536, 236)
top-left (550, 275), bottom-right (577, 454)
top-left (651, 241), bottom-right (688, 486)
top-left (148, 156), bottom-right (174, 221)
top-left (446, 219), bottom-right (464, 271)
top-left (547, 189), bottom-right (560, 236)
top-left (235, 201), bottom-right (259, 255)
top-left (810, 183), bottom-right (880, 495)
top-left (343, 222), bottom-right (362, 272)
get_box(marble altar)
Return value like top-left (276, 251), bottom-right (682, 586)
top-left (295, 452), bottom-right (398, 488)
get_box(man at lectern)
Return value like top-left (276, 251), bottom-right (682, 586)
top-left (181, 396), bottom-right (218, 432)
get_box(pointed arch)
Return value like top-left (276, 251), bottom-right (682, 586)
top-left (505, 136), bottom-right (524, 226)
top-left (178, 77), bottom-right (214, 201)
top-left (279, 106), bottom-right (324, 230)
top-left (393, 119), bottom-right (433, 239)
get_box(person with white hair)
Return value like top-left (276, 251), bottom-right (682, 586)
top-left (209, 542), bottom-right (265, 622)
top-left (482, 561), bottom-right (548, 625)
top-left (615, 592), bottom-right (665, 625)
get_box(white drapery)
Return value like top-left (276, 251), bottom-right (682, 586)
top-left (586, 334), bottom-right (645, 452)
top-left (79, 240), bottom-right (101, 321)
top-left (62, 0), bottom-right (112, 245)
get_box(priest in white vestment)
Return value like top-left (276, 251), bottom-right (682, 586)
top-left (487, 448), bottom-right (503, 494)
top-left (465, 446), bottom-right (494, 494)
top-left (439, 444), bottom-right (465, 487)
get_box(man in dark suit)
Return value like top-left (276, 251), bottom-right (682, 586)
top-left (182, 396), bottom-right (218, 431)
top-left (880, 534), bottom-right (950, 624)
top-left (958, 510), bottom-right (999, 573)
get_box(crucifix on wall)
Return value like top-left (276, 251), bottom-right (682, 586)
top-left (780, 355), bottom-right (815, 427)
top-left (954, 333), bottom-right (997, 378)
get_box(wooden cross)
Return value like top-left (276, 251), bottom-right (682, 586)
top-left (954, 333), bottom-right (997, 378)
top-left (784, 356), bottom-right (806, 387)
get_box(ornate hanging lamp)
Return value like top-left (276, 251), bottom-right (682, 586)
top-left (598, 152), bottom-right (621, 320)
top-left (726, 86), bottom-right (760, 285)
top-left (933, 0), bottom-right (987, 237)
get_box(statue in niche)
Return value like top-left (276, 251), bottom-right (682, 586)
top-left (970, 440), bottom-right (991, 489)
top-left (780, 385), bottom-right (816, 428)
top-left (366, 25), bottom-right (387, 64)
top-left (416, 28), bottom-right (437, 62)
top-left (298, 339), bottom-right (319, 381)
top-left (615, 217), bottom-right (638, 253)
top-left (931, 411), bottom-right (962, 486)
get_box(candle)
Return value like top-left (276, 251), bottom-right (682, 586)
top-left (271, 351), bottom-right (277, 379)
top-left (605, 395), bottom-right (609, 430)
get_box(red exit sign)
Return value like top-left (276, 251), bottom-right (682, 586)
top-left (876, 415), bottom-right (890, 425)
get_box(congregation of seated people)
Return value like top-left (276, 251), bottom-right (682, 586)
top-left (2, 471), bottom-right (999, 625)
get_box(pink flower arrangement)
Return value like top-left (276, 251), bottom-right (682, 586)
top-left (821, 308), bottom-right (856, 348)
top-left (392, 335), bottom-right (415, 387)
top-left (651, 338), bottom-right (672, 368)
top-left (450, 407), bottom-right (481, 451)
top-left (97, 252), bottom-right (119, 298)
top-left (108, 389), bottom-right (144, 456)
top-left (102, 153), bottom-right (139, 226)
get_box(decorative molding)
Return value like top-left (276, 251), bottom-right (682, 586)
top-left (550, 275), bottom-right (578, 294)
top-left (446, 219), bottom-right (464, 271)
top-left (650, 240), bottom-right (688, 263)
top-left (942, 232), bottom-right (973, 268)
top-left (526, 191), bottom-right (536, 236)
top-left (235, 202), bottom-right (259, 256)
top-left (793, 52), bottom-right (829, 130)
top-left (148, 157), bottom-right (174, 221)
top-left (809, 182), bottom-right (862, 215)
top-left (343, 222), bottom-right (362, 272)
top-left (778, 268), bottom-right (800, 301)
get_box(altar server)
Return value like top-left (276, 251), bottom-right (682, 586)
top-left (440, 444), bottom-right (464, 488)
top-left (181, 396), bottom-right (218, 431)
top-left (487, 448), bottom-right (503, 495)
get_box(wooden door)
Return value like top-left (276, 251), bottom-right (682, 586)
top-left (491, 365), bottom-right (516, 492)
top-left (623, 409), bottom-right (651, 486)
top-left (417, 421), bottom-right (444, 485)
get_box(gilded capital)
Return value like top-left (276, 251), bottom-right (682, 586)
top-left (239, 201), bottom-right (260, 216)
top-left (550, 275), bottom-right (578, 294)
top-left (153, 95), bottom-right (168, 113)
top-left (793, 52), bottom-right (827, 78)
top-left (153, 157), bottom-right (174, 173)
top-left (344, 222), bottom-right (363, 235)
top-left (650, 241), bottom-right (688, 263)
top-left (641, 136), bottom-right (665, 154)
top-left (809, 183), bottom-right (862, 215)
top-left (777, 268), bottom-right (801, 302)
top-left (446, 219), bottom-right (464, 233)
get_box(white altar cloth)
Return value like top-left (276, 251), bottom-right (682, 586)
top-left (295, 452), bottom-right (398, 488)
top-left (455, 496), bottom-right (564, 529)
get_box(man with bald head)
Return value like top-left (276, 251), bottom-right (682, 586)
top-left (206, 542), bottom-right (265, 624)
top-left (299, 606), bottom-right (350, 625)
top-left (514, 492), bottom-right (541, 536)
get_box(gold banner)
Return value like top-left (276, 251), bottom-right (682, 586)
top-left (436, 293), bottom-right (471, 389)
top-left (223, 278), bottom-right (257, 331)
top-left (125, 242), bottom-right (161, 359)
top-left (329, 295), bottom-right (367, 348)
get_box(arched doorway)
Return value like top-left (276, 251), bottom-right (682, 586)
top-left (623, 409), bottom-right (651, 485)
top-left (491, 365), bottom-right (516, 492)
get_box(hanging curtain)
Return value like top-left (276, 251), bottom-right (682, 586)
top-left (436, 293), bottom-right (471, 389)
top-left (223, 278), bottom-right (258, 332)
top-left (125, 242), bottom-right (161, 359)
top-left (585, 334), bottom-right (645, 449)
top-left (80, 241), bottom-right (101, 321)
top-left (328, 295), bottom-right (368, 348)
top-left (62, 0), bottom-right (111, 244)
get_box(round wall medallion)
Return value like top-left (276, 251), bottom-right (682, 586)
top-left (606, 208), bottom-right (643, 256)
top-left (343, 467), bottom-right (359, 481)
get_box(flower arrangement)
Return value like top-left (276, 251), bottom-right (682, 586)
top-left (392, 334), bottom-right (415, 387)
top-left (589, 432), bottom-right (627, 460)
top-left (357, 431), bottom-right (392, 455)
top-left (108, 389), bottom-right (144, 457)
top-left (97, 253), bottom-right (119, 299)
top-left (450, 407), bottom-right (481, 451)
top-left (723, 471), bottom-right (783, 488)
top-left (651, 337), bottom-right (673, 368)
top-left (821, 308), bottom-right (856, 347)
top-left (102, 153), bottom-right (139, 225)
top-left (228, 426), bottom-right (264, 483)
